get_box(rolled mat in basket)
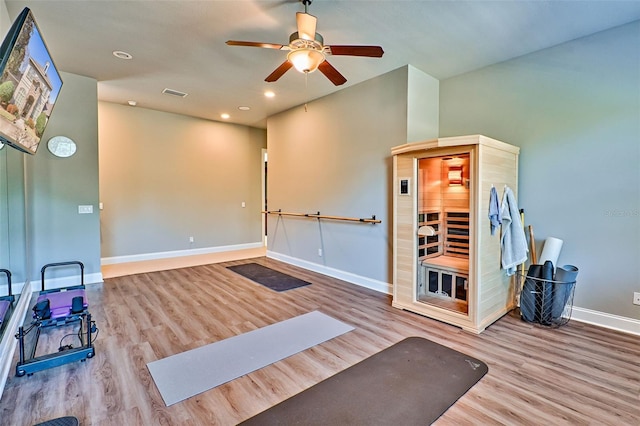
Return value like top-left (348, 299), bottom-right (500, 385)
top-left (521, 264), bottom-right (542, 323)
top-left (539, 261), bottom-right (554, 325)
top-left (521, 262), bottom-right (554, 325)
top-left (551, 265), bottom-right (579, 320)
top-left (539, 237), bottom-right (563, 267)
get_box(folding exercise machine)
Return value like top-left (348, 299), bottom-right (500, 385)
top-left (15, 261), bottom-right (96, 377)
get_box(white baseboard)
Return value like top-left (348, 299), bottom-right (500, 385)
top-left (2, 271), bottom-right (103, 294)
top-left (29, 272), bottom-right (104, 291)
top-left (266, 251), bottom-right (392, 294)
top-left (571, 307), bottom-right (640, 336)
top-left (0, 282), bottom-right (25, 296)
top-left (268, 251), bottom-right (639, 336)
top-left (101, 242), bottom-right (264, 265)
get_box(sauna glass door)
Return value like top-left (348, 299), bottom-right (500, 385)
top-left (416, 154), bottom-right (470, 314)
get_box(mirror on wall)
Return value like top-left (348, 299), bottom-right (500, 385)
top-left (416, 153), bottom-right (471, 314)
top-left (0, 145), bottom-right (27, 338)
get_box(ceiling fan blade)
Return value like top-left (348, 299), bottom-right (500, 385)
top-left (226, 40), bottom-right (287, 50)
top-left (318, 60), bottom-right (347, 86)
top-left (296, 12), bottom-right (317, 41)
top-left (327, 45), bottom-right (384, 57)
top-left (265, 60), bottom-right (293, 82)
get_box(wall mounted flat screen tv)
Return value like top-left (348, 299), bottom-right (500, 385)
top-left (0, 7), bottom-right (63, 155)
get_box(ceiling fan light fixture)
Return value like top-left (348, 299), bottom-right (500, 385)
top-left (226, 0), bottom-right (382, 86)
top-left (287, 48), bottom-right (325, 74)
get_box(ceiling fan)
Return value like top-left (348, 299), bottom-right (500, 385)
top-left (226, 0), bottom-right (384, 86)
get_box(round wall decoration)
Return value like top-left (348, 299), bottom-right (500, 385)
top-left (47, 136), bottom-right (77, 158)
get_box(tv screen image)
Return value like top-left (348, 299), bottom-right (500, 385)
top-left (0, 7), bottom-right (63, 154)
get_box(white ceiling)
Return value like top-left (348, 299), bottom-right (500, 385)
top-left (6, 1), bottom-right (640, 128)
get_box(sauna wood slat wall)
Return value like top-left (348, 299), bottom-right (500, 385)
top-left (393, 155), bottom-right (416, 306)
top-left (476, 143), bottom-right (519, 327)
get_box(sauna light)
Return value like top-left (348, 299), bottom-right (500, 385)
top-left (448, 166), bottom-right (463, 186)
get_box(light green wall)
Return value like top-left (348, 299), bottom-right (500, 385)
top-left (407, 65), bottom-right (439, 143)
top-left (26, 72), bottom-right (101, 282)
top-left (1, 145), bottom-right (26, 286)
top-left (98, 102), bottom-right (266, 259)
top-left (0, 0), bottom-right (23, 287)
top-left (440, 22), bottom-right (640, 319)
top-left (0, 1), bottom-right (8, 29)
top-left (267, 67), bottom-right (414, 284)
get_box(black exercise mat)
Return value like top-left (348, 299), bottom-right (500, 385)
top-left (34, 417), bottom-right (79, 426)
top-left (227, 263), bottom-right (311, 292)
top-left (240, 337), bottom-right (488, 425)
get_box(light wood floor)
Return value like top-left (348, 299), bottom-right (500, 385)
top-left (0, 257), bottom-right (638, 425)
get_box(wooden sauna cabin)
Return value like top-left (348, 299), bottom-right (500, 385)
top-left (391, 135), bottom-right (520, 333)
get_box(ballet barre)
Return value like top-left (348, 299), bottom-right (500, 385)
top-left (264, 209), bottom-right (381, 224)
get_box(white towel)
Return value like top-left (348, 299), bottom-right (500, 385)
top-left (500, 186), bottom-right (528, 275)
top-left (488, 186), bottom-right (501, 236)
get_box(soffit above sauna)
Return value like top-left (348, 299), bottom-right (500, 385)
top-left (391, 135), bottom-right (520, 156)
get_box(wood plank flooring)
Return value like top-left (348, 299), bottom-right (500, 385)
top-left (0, 257), bottom-right (638, 425)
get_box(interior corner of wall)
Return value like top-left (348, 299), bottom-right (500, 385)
top-left (406, 66), bottom-right (440, 143)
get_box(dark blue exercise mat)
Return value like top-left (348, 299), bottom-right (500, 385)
top-left (539, 260), bottom-right (555, 325)
top-left (521, 261), bottom-right (554, 324)
top-left (240, 337), bottom-right (488, 426)
top-left (227, 263), bottom-right (311, 292)
top-left (552, 265), bottom-right (578, 320)
top-left (520, 264), bottom-right (542, 323)
top-left (34, 416), bottom-right (79, 426)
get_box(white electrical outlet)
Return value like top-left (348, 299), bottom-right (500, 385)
top-left (189, 236), bottom-right (194, 243)
top-left (633, 292), bottom-right (640, 305)
top-left (318, 248), bottom-right (322, 257)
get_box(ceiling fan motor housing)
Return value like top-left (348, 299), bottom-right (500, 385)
top-left (289, 31), bottom-right (324, 48)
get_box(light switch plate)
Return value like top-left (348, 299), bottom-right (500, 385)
top-left (78, 205), bottom-right (93, 214)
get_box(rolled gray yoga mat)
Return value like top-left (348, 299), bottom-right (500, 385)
top-left (552, 265), bottom-right (578, 320)
top-left (521, 261), bottom-right (554, 325)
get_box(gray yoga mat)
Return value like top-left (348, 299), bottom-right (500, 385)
top-left (147, 311), bottom-right (354, 406)
top-left (552, 265), bottom-right (578, 319)
top-left (240, 337), bottom-right (488, 425)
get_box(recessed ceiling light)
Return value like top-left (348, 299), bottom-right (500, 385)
top-left (113, 50), bottom-right (133, 60)
top-left (264, 91), bottom-right (275, 98)
top-left (238, 106), bottom-right (250, 111)
top-left (127, 100), bottom-right (137, 106)
top-left (221, 113), bottom-right (230, 119)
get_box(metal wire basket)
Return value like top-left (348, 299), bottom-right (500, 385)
top-left (518, 274), bottom-right (576, 327)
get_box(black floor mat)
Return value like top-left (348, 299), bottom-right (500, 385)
top-left (240, 337), bottom-right (488, 425)
top-left (35, 417), bottom-right (79, 426)
top-left (227, 263), bottom-right (311, 292)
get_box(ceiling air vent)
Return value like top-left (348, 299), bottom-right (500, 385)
top-left (162, 88), bottom-right (188, 98)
